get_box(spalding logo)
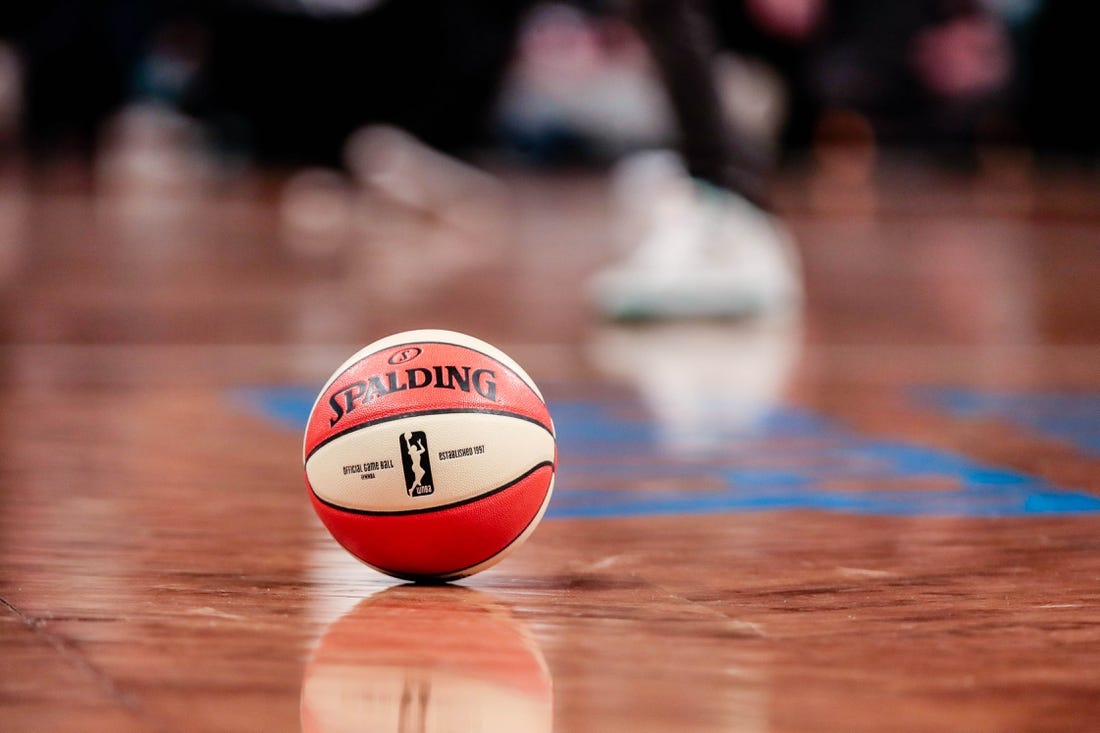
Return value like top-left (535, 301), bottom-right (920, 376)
top-left (328, 366), bottom-right (498, 426)
top-left (387, 347), bottom-right (422, 365)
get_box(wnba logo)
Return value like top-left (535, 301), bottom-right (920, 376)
top-left (400, 431), bottom-right (435, 497)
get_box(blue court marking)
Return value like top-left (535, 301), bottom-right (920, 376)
top-left (237, 386), bottom-right (1100, 519)
top-left (915, 388), bottom-right (1100, 458)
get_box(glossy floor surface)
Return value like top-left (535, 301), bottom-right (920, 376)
top-left (2, 155), bottom-right (1100, 732)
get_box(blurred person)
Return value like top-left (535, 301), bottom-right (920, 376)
top-left (0, 1), bottom-right (1021, 166)
top-left (24, 1), bottom-right (1040, 320)
top-left (818, 0), bottom-right (1011, 158)
top-left (1, 1), bottom-right (176, 161)
top-left (1, 0), bottom-right (1024, 320)
top-left (181, 0), bottom-right (805, 319)
top-left (520, 0), bottom-right (1016, 317)
top-left (193, 1), bottom-right (532, 165)
top-left (710, 0), bottom-right (1014, 156)
top-left (589, 0), bottom-right (803, 319)
top-left (494, 4), bottom-right (680, 164)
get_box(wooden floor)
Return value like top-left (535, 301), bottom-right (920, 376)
top-left (2, 152), bottom-right (1100, 733)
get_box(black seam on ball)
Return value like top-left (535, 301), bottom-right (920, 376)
top-left (351, 479), bottom-right (554, 583)
top-left (305, 407), bottom-right (554, 462)
top-left (309, 460), bottom-right (555, 517)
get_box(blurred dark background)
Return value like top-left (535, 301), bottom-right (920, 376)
top-left (0, 0), bottom-right (1097, 171)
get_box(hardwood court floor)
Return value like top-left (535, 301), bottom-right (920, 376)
top-left (2, 159), bottom-right (1099, 732)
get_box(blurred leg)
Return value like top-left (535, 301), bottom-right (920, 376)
top-left (591, 0), bottom-right (802, 319)
top-left (626, 0), bottom-right (767, 206)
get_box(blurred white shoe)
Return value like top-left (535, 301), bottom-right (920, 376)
top-left (592, 152), bottom-right (802, 320)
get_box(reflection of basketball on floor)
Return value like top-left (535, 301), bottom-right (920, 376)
top-left (304, 329), bottom-right (557, 581)
top-left (301, 586), bottom-right (553, 733)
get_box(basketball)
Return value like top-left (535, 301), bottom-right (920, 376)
top-left (303, 329), bottom-right (556, 581)
top-left (301, 586), bottom-right (553, 733)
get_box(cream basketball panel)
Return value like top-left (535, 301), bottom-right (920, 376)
top-left (306, 413), bottom-right (555, 512)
